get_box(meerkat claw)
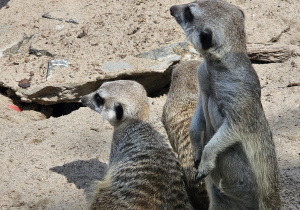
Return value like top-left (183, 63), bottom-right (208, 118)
top-left (195, 171), bottom-right (207, 183)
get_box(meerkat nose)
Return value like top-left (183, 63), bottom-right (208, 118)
top-left (170, 6), bottom-right (177, 17)
top-left (81, 96), bottom-right (87, 106)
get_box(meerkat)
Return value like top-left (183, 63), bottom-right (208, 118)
top-left (162, 61), bottom-right (209, 209)
top-left (170, 1), bottom-right (281, 210)
top-left (81, 80), bottom-right (193, 210)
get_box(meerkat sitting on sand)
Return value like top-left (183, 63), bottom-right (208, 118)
top-left (81, 80), bottom-right (193, 210)
top-left (162, 61), bottom-right (209, 210)
top-left (170, 0), bottom-right (281, 209)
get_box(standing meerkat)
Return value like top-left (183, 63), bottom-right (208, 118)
top-left (81, 80), bottom-right (193, 210)
top-left (170, 0), bottom-right (281, 209)
top-left (162, 61), bottom-right (209, 210)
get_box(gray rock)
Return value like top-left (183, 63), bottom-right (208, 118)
top-left (189, 46), bottom-right (200, 55)
top-left (101, 61), bottom-right (132, 73)
top-left (47, 59), bottom-right (69, 81)
top-left (29, 34), bottom-right (56, 57)
top-left (55, 25), bottom-right (65, 30)
top-left (42, 11), bottom-right (79, 24)
top-left (29, 46), bottom-right (56, 57)
top-left (0, 34), bottom-right (33, 57)
top-left (150, 54), bottom-right (181, 72)
top-left (137, 42), bottom-right (188, 60)
top-left (3, 42), bottom-right (202, 105)
top-left (14, 67), bottom-right (171, 105)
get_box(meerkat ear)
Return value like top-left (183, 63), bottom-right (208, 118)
top-left (200, 27), bottom-right (213, 50)
top-left (239, 9), bottom-right (245, 18)
top-left (115, 104), bottom-right (124, 120)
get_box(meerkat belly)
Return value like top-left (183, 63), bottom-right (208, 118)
top-left (211, 143), bottom-right (259, 209)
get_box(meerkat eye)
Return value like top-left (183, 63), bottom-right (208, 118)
top-left (94, 94), bottom-right (104, 107)
top-left (184, 6), bottom-right (194, 22)
top-left (115, 104), bottom-right (124, 121)
top-left (200, 27), bottom-right (213, 50)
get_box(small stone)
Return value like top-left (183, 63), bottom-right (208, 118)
top-left (137, 42), bottom-right (188, 60)
top-left (29, 45), bottom-right (55, 57)
top-left (138, 18), bottom-right (145, 23)
top-left (18, 79), bottom-right (31, 89)
top-left (77, 27), bottom-right (87, 38)
top-left (42, 11), bottom-right (79, 24)
top-left (127, 27), bottom-right (140, 35)
top-left (55, 25), bottom-right (65, 30)
top-left (90, 127), bottom-right (100, 132)
top-left (47, 59), bottom-right (69, 81)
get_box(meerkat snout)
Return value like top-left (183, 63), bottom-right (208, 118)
top-left (169, 6), bottom-right (178, 19)
top-left (170, 4), bottom-right (194, 25)
top-left (81, 92), bottom-right (105, 115)
top-left (80, 95), bottom-right (88, 106)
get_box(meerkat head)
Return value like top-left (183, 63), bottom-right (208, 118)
top-left (170, 0), bottom-right (246, 58)
top-left (81, 80), bottom-right (150, 127)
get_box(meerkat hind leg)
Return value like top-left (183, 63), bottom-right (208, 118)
top-left (207, 143), bottom-right (259, 210)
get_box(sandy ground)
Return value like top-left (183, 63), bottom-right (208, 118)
top-left (0, 0), bottom-right (299, 209)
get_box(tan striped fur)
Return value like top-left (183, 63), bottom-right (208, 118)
top-left (82, 80), bottom-right (193, 210)
top-left (163, 61), bottom-right (209, 210)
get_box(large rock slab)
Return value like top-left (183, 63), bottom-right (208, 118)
top-left (0, 39), bottom-right (197, 105)
top-left (12, 68), bottom-right (171, 105)
top-left (2, 53), bottom-right (177, 104)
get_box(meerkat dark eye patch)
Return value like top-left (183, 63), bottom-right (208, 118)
top-left (115, 104), bottom-right (123, 120)
top-left (94, 94), bottom-right (104, 107)
top-left (184, 6), bottom-right (193, 22)
top-left (200, 27), bottom-right (213, 50)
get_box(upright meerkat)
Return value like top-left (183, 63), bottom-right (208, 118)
top-left (81, 80), bottom-right (193, 210)
top-left (162, 61), bottom-right (209, 209)
top-left (170, 0), bottom-right (281, 209)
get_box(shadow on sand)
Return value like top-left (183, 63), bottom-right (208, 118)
top-left (50, 158), bottom-right (107, 195)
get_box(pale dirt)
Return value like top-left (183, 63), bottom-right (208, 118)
top-left (0, 0), bottom-right (299, 209)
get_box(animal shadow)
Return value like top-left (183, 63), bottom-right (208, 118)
top-left (50, 158), bottom-right (107, 194)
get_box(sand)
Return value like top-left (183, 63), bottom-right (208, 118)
top-left (0, 0), bottom-right (299, 209)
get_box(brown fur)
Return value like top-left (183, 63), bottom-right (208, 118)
top-left (162, 61), bottom-right (209, 209)
top-left (81, 80), bottom-right (193, 210)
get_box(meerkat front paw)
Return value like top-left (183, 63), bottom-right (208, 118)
top-left (195, 151), bottom-right (216, 182)
top-left (195, 160), bottom-right (215, 182)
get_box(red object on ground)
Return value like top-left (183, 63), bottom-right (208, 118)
top-left (8, 105), bottom-right (21, 112)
